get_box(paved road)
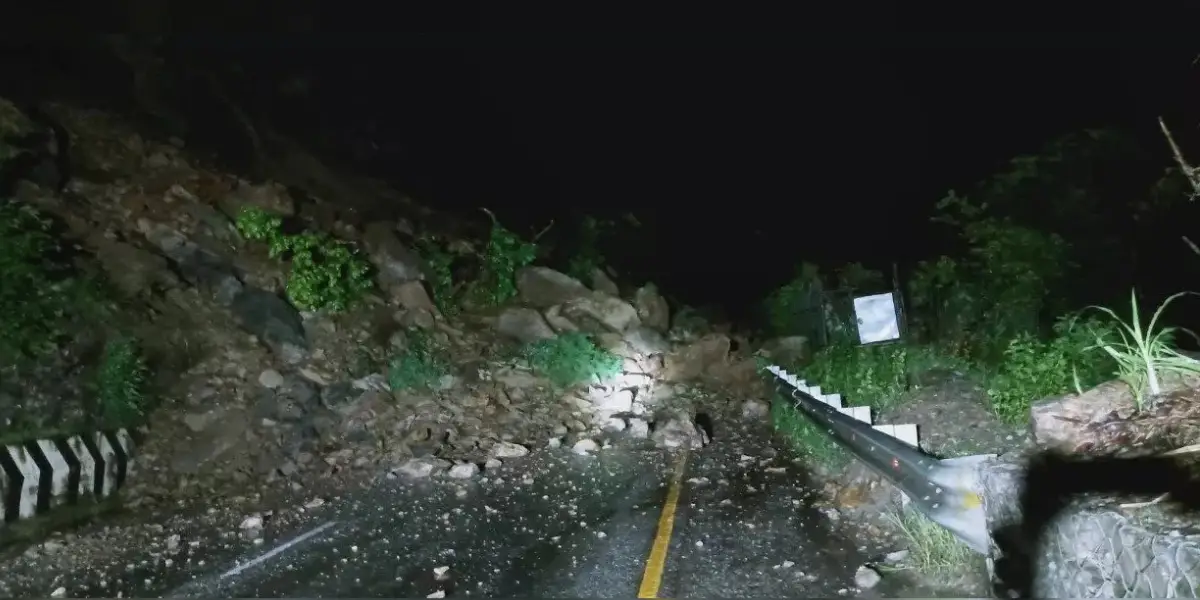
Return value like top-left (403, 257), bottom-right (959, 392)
top-left (9, 423), bottom-right (876, 598)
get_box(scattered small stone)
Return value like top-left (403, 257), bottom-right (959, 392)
top-left (572, 439), bottom-right (599, 455)
top-left (51, 587), bottom-right (66, 598)
top-left (884, 549), bottom-right (909, 563)
top-left (433, 566), bottom-right (450, 580)
top-left (166, 534), bottom-right (181, 551)
top-left (304, 497), bottom-right (326, 510)
top-left (427, 591), bottom-right (446, 598)
top-left (484, 458), bottom-right (503, 470)
top-left (854, 565), bottom-right (882, 589)
top-left (741, 399), bottom-right (770, 420)
top-left (602, 417), bottom-right (626, 432)
top-left (548, 437), bottom-right (562, 449)
top-left (239, 515), bottom-right (263, 530)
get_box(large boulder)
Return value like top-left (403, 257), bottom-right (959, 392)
top-left (517, 267), bottom-right (589, 308)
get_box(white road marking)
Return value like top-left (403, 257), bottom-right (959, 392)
top-left (219, 520), bottom-right (339, 580)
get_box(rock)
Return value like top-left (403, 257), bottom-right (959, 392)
top-left (239, 515), bottom-right (264, 530)
top-left (138, 220), bottom-right (243, 303)
top-left (91, 236), bottom-right (179, 298)
top-left (517, 267), bottom-right (590, 308)
top-left (572, 439), bottom-right (600, 455)
top-left (231, 287), bottom-right (309, 364)
top-left (258, 369), bottom-right (285, 389)
top-left (661, 334), bottom-right (731, 382)
top-left (490, 441), bottom-right (529, 458)
top-left (602, 418), bottom-right (627, 432)
top-left (883, 550), bottom-right (909, 563)
top-left (760, 335), bottom-right (810, 366)
top-left (495, 307), bottom-right (558, 343)
top-left (563, 292), bottom-right (640, 332)
top-left (447, 462), bottom-right (479, 479)
top-left (484, 458), bottom-right (503, 470)
top-left (50, 587), bottom-right (66, 598)
top-left (582, 388), bottom-right (634, 417)
top-left (634, 283), bottom-right (670, 331)
top-left (254, 375), bottom-right (320, 422)
top-left (1031, 376), bottom-right (1200, 456)
top-left (742, 399), bottom-right (770, 421)
top-left (361, 221), bottom-right (425, 286)
top-left (622, 326), bottom-right (670, 356)
top-left (854, 565), bottom-right (881, 589)
top-left (219, 180), bottom-right (296, 219)
top-left (182, 409), bottom-right (222, 433)
top-left (543, 305), bottom-right (579, 333)
top-left (627, 418), bottom-right (651, 439)
top-left (591, 268), bottom-right (620, 296)
top-left (651, 413), bottom-right (708, 450)
top-left (390, 280), bottom-right (437, 312)
top-left (394, 456), bottom-right (451, 478)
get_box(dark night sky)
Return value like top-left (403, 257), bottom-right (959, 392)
top-left (3, 32), bottom-right (1197, 317)
top-left (257, 40), bottom-right (1194, 311)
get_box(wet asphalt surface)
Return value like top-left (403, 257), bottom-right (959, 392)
top-left (8, 423), bottom-right (874, 598)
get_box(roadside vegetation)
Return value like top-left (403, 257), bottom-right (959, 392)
top-left (769, 126), bottom-right (1200, 466)
top-left (0, 200), bottom-right (150, 444)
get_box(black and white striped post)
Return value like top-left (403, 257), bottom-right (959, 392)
top-left (0, 429), bottom-right (136, 527)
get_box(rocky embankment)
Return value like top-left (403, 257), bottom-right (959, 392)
top-left (0, 95), bottom-right (783, 520)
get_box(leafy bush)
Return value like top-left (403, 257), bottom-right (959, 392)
top-left (798, 341), bottom-right (963, 413)
top-left (415, 237), bottom-right (457, 315)
top-left (764, 262), bottom-right (825, 339)
top-left (0, 201), bottom-right (104, 364)
top-left (463, 210), bottom-right (538, 309)
top-left (985, 315), bottom-right (1118, 424)
top-left (909, 192), bottom-right (1069, 364)
top-left (387, 328), bottom-right (449, 391)
top-left (566, 216), bottom-right (609, 283)
top-left (522, 331), bottom-right (622, 388)
top-left (236, 206), bottom-right (373, 312)
top-left (771, 393), bottom-right (849, 471)
top-left (95, 337), bottom-right (150, 425)
top-left (1085, 290), bottom-right (1200, 411)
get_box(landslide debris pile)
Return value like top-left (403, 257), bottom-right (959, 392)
top-left (0, 96), bottom-right (772, 508)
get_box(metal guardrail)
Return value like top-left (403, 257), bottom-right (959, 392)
top-left (764, 364), bottom-right (992, 555)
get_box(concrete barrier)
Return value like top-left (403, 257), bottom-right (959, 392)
top-left (0, 429), bottom-right (135, 529)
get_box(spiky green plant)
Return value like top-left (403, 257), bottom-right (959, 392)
top-left (1086, 290), bottom-right (1200, 410)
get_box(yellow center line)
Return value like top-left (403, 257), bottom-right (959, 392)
top-left (637, 449), bottom-right (690, 599)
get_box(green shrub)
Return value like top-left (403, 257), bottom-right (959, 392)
top-left (95, 337), bottom-right (150, 425)
top-left (985, 315), bottom-right (1117, 424)
top-left (236, 206), bottom-right (373, 312)
top-left (0, 201), bottom-right (105, 365)
top-left (387, 329), bottom-right (449, 391)
top-left (771, 394), bottom-right (849, 471)
top-left (415, 237), bottom-right (457, 315)
top-left (801, 342), bottom-right (924, 413)
top-left (764, 262), bottom-right (825, 339)
top-left (463, 210), bottom-right (538, 309)
top-left (566, 216), bottom-right (609, 282)
top-left (522, 332), bottom-right (622, 388)
top-left (1085, 290), bottom-right (1200, 411)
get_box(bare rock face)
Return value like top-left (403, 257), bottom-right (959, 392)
top-left (633, 283), bottom-right (670, 332)
top-left (495, 307), bottom-right (557, 344)
top-left (661, 333), bottom-right (731, 382)
top-left (516, 267), bottom-right (589, 308)
top-left (1031, 372), bottom-right (1200, 457)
